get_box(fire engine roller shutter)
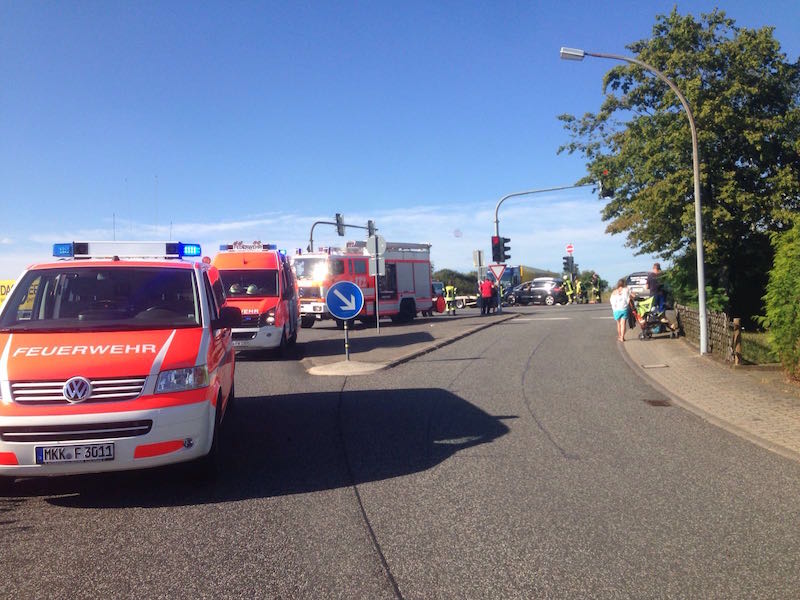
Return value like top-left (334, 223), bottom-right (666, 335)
top-left (397, 262), bottom-right (415, 292)
top-left (413, 262), bottom-right (430, 293)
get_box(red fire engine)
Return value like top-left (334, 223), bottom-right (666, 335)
top-left (292, 241), bottom-right (433, 327)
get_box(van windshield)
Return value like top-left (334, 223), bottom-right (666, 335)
top-left (219, 269), bottom-right (279, 298)
top-left (0, 267), bottom-right (201, 332)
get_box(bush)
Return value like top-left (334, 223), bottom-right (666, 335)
top-left (760, 222), bottom-right (800, 378)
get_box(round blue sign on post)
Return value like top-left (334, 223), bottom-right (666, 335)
top-left (325, 281), bottom-right (365, 320)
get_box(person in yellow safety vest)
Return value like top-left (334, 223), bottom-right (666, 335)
top-left (591, 273), bottom-right (601, 303)
top-left (444, 282), bottom-right (457, 315)
top-left (575, 279), bottom-right (583, 304)
top-left (563, 275), bottom-right (575, 304)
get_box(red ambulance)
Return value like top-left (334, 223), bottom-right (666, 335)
top-left (0, 241), bottom-right (240, 490)
top-left (212, 242), bottom-right (300, 355)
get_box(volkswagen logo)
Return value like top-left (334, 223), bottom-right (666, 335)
top-left (63, 376), bottom-right (92, 404)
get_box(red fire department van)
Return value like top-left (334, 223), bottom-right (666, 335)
top-left (292, 241), bottom-right (433, 327)
top-left (212, 242), bottom-right (299, 354)
top-left (0, 241), bottom-right (240, 489)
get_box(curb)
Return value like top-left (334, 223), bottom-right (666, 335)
top-left (384, 313), bottom-right (519, 369)
top-left (303, 313), bottom-right (519, 375)
top-left (617, 340), bottom-right (800, 464)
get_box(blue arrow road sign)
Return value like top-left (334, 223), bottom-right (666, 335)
top-left (325, 281), bottom-right (365, 320)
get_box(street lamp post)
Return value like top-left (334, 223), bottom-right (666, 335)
top-left (560, 47), bottom-right (708, 355)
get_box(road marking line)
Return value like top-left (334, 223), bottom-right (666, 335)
top-left (529, 317), bottom-right (571, 321)
top-left (591, 316), bottom-right (615, 320)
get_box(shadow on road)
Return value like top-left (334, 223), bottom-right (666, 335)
top-left (7, 389), bottom-right (512, 508)
top-left (299, 331), bottom-right (436, 357)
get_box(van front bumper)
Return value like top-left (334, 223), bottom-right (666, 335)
top-left (0, 400), bottom-right (215, 477)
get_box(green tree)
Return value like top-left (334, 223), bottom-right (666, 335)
top-left (759, 221), bottom-right (800, 378)
top-left (559, 9), bottom-right (800, 319)
top-left (433, 269), bottom-right (477, 296)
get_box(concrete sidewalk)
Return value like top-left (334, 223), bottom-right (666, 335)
top-left (621, 335), bottom-right (800, 463)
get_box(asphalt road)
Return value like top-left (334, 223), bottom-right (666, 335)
top-left (3, 304), bottom-right (800, 599)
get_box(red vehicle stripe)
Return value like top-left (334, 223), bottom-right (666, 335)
top-left (134, 440), bottom-right (184, 459)
top-left (0, 452), bottom-right (19, 465)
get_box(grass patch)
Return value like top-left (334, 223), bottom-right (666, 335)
top-left (740, 330), bottom-right (779, 365)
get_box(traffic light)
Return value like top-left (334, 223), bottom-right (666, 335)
top-left (367, 220), bottom-right (376, 237)
top-left (562, 256), bottom-right (571, 273)
top-left (491, 236), bottom-right (502, 262)
top-left (501, 237), bottom-right (511, 262)
top-left (599, 169), bottom-right (614, 198)
top-left (335, 213), bottom-right (345, 236)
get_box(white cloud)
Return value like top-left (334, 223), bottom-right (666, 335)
top-left (2, 196), bottom-right (660, 283)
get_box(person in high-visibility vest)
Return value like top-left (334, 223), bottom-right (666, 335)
top-left (444, 282), bottom-right (457, 315)
top-left (575, 279), bottom-right (583, 304)
top-left (563, 275), bottom-right (575, 304)
top-left (591, 273), bottom-right (601, 303)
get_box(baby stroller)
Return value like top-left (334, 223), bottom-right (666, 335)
top-left (629, 295), bottom-right (679, 340)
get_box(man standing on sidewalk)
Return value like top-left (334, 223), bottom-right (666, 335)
top-left (480, 278), bottom-right (494, 316)
top-left (647, 263), bottom-right (664, 311)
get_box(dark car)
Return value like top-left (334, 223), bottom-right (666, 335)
top-left (504, 278), bottom-right (567, 306)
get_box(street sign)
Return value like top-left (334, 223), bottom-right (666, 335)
top-left (325, 281), bottom-right (365, 320)
top-left (368, 257), bottom-right (385, 277)
top-left (566, 243), bottom-right (574, 255)
top-left (473, 249), bottom-right (484, 268)
top-left (367, 234), bottom-right (386, 256)
top-left (488, 264), bottom-right (506, 282)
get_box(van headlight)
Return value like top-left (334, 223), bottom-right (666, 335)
top-left (259, 310), bottom-right (276, 327)
top-left (156, 366), bottom-right (209, 393)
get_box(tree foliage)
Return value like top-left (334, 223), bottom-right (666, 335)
top-left (759, 222), bottom-right (800, 378)
top-left (558, 9), bottom-right (800, 318)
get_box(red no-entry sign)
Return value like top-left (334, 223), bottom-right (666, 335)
top-left (566, 243), bottom-right (574, 255)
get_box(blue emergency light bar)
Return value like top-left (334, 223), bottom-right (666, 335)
top-left (52, 241), bottom-right (202, 259)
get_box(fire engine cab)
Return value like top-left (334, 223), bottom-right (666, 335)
top-left (0, 241), bottom-right (240, 489)
top-left (212, 242), bottom-right (300, 354)
top-left (292, 241), bottom-right (433, 327)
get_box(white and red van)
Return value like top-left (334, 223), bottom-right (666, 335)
top-left (212, 242), bottom-right (299, 354)
top-left (0, 241), bottom-right (240, 489)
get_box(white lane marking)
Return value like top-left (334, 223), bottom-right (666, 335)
top-left (591, 316), bottom-right (615, 320)
top-left (528, 317), bottom-right (571, 321)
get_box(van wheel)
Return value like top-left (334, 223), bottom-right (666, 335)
top-left (0, 476), bottom-right (15, 494)
top-left (187, 394), bottom-right (223, 481)
top-left (455, 299), bottom-right (465, 309)
top-left (275, 328), bottom-right (289, 357)
top-left (224, 383), bottom-right (235, 417)
top-left (301, 316), bottom-right (316, 328)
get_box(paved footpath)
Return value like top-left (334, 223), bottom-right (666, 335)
top-left (621, 336), bottom-right (800, 463)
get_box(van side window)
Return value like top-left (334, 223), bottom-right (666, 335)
top-left (203, 273), bottom-right (220, 321)
top-left (353, 260), bottom-right (367, 275)
top-left (282, 262), bottom-right (295, 298)
top-left (212, 278), bottom-right (226, 308)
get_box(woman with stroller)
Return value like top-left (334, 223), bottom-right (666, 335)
top-left (609, 278), bottom-right (631, 342)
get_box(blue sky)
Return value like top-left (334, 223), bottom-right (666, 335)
top-left (2, 1), bottom-right (798, 282)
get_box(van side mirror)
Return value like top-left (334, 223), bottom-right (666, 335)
top-left (213, 306), bottom-right (241, 330)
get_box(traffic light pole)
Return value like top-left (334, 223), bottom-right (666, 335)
top-left (492, 183), bottom-right (594, 313)
top-left (493, 183), bottom-right (594, 238)
top-left (308, 220), bottom-right (375, 252)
